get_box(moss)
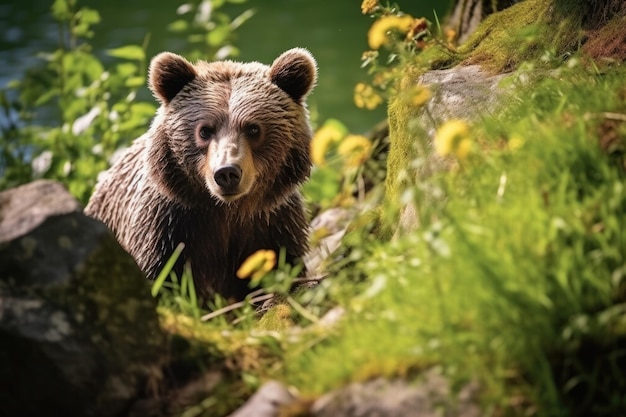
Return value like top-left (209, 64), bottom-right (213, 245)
top-left (460, 0), bottom-right (626, 73)
top-left (460, 0), bottom-right (568, 72)
top-left (582, 16), bottom-right (626, 62)
top-left (384, 92), bottom-right (425, 214)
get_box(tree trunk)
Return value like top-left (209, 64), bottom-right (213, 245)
top-left (445, 0), bottom-right (519, 43)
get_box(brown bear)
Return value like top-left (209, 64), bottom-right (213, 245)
top-left (85, 48), bottom-right (317, 302)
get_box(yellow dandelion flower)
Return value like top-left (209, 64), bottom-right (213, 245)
top-left (434, 119), bottom-right (471, 159)
top-left (507, 134), bottom-right (525, 151)
top-left (237, 249), bottom-right (276, 280)
top-left (354, 82), bottom-right (383, 110)
top-left (455, 138), bottom-right (472, 160)
top-left (368, 15), bottom-right (414, 50)
top-left (408, 85), bottom-right (431, 107)
top-left (338, 134), bottom-right (373, 167)
top-left (361, 0), bottom-right (378, 15)
top-left (311, 121), bottom-right (346, 166)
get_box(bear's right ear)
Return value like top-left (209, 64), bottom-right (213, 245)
top-left (149, 52), bottom-right (197, 105)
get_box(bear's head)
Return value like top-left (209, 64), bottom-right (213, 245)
top-left (146, 49), bottom-right (317, 217)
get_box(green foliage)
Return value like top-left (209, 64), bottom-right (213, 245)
top-left (166, 0), bottom-right (255, 62)
top-left (0, 0), bottom-right (154, 202)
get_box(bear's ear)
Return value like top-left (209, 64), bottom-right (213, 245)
top-left (269, 48), bottom-right (317, 103)
top-left (149, 52), bottom-right (197, 105)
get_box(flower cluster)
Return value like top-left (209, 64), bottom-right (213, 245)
top-left (311, 119), bottom-right (372, 169)
top-left (356, 1), bottom-right (437, 112)
top-left (354, 82), bottom-right (383, 110)
top-left (360, 0), bottom-right (378, 15)
top-left (367, 14), bottom-right (415, 50)
top-left (338, 134), bottom-right (374, 167)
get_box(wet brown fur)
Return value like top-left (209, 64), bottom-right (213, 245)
top-left (85, 49), bottom-right (317, 301)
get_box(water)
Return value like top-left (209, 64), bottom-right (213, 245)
top-left (0, 0), bottom-right (447, 133)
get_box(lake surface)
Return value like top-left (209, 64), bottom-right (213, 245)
top-left (0, 0), bottom-right (446, 133)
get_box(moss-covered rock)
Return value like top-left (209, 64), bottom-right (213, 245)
top-left (0, 180), bottom-right (164, 417)
top-left (460, 0), bottom-right (626, 72)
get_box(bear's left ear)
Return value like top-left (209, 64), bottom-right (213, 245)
top-left (270, 48), bottom-right (317, 103)
top-left (149, 52), bottom-right (197, 105)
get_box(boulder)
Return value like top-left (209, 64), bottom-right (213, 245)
top-left (311, 370), bottom-right (481, 417)
top-left (386, 65), bottom-right (508, 232)
top-left (0, 180), bottom-right (164, 417)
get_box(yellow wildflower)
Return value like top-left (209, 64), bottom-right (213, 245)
top-left (455, 136), bottom-right (472, 160)
top-left (361, 0), bottom-right (378, 15)
top-left (408, 85), bottom-right (431, 107)
top-left (237, 249), bottom-right (276, 280)
top-left (507, 134), bottom-right (525, 151)
top-left (368, 15), bottom-right (414, 50)
top-left (434, 119), bottom-right (472, 159)
top-left (354, 82), bottom-right (383, 110)
top-left (311, 120), bottom-right (347, 166)
top-left (338, 134), bottom-right (373, 167)
top-left (445, 28), bottom-right (457, 44)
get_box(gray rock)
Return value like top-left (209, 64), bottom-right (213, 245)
top-left (227, 380), bottom-right (296, 417)
top-left (397, 65), bottom-right (508, 233)
top-left (311, 369), bottom-right (481, 417)
top-left (0, 179), bottom-right (82, 243)
top-left (0, 181), bottom-right (164, 417)
top-left (419, 65), bottom-right (507, 137)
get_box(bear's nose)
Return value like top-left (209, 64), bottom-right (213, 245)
top-left (214, 164), bottom-right (242, 192)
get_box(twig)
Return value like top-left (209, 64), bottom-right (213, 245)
top-left (584, 112), bottom-right (626, 121)
top-left (201, 292), bottom-right (275, 321)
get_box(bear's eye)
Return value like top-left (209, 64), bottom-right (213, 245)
top-left (198, 125), bottom-right (216, 140)
top-left (244, 123), bottom-right (261, 139)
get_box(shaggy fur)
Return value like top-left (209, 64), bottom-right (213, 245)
top-left (85, 49), bottom-right (317, 301)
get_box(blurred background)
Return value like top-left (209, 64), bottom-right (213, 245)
top-left (0, 0), bottom-right (448, 133)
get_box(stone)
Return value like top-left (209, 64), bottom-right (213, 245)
top-left (311, 369), bottom-right (481, 417)
top-left (227, 380), bottom-right (296, 417)
top-left (0, 180), bottom-right (164, 417)
top-left (0, 179), bottom-right (82, 242)
top-left (388, 65), bottom-right (509, 233)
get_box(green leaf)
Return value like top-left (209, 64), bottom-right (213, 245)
top-left (152, 243), bottom-right (185, 297)
top-left (231, 8), bottom-right (255, 30)
top-left (77, 8), bottom-right (100, 25)
top-left (115, 62), bottom-right (139, 77)
top-left (124, 76), bottom-right (145, 88)
top-left (82, 56), bottom-right (105, 81)
top-left (206, 25), bottom-right (230, 47)
top-left (130, 102), bottom-right (157, 116)
top-left (107, 45), bottom-right (145, 61)
top-left (51, 0), bottom-right (70, 20)
top-left (34, 88), bottom-right (60, 107)
top-left (167, 19), bottom-right (189, 33)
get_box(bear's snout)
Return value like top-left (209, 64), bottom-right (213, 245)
top-left (214, 164), bottom-right (242, 193)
